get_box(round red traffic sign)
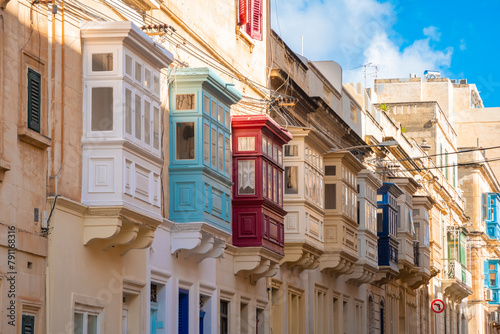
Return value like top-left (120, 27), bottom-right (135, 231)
top-left (431, 299), bottom-right (445, 313)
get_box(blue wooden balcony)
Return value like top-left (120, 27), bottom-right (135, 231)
top-left (484, 193), bottom-right (500, 240)
top-left (376, 183), bottom-right (403, 274)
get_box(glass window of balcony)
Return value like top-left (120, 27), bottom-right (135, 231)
top-left (176, 122), bottom-right (195, 160)
top-left (285, 166), bottom-right (298, 194)
top-left (91, 87), bottom-right (113, 131)
top-left (238, 137), bottom-right (256, 151)
top-left (285, 144), bottom-right (298, 157)
top-left (238, 160), bottom-right (255, 195)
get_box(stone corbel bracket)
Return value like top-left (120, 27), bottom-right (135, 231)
top-left (0, 0), bottom-right (10, 9)
top-left (83, 205), bottom-right (161, 255)
top-left (280, 242), bottom-right (323, 272)
top-left (0, 157), bottom-right (11, 182)
top-left (319, 252), bottom-right (357, 277)
top-left (345, 262), bottom-right (378, 285)
top-left (233, 247), bottom-right (282, 284)
top-left (171, 222), bottom-right (229, 263)
top-left (373, 267), bottom-right (399, 287)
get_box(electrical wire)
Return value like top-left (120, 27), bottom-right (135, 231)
top-left (376, 157), bottom-right (500, 174)
top-left (403, 145), bottom-right (500, 162)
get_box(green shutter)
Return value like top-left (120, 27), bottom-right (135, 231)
top-left (22, 315), bottom-right (35, 334)
top-left (460, 231), bottom-right (466, 266)
top-left (27, 68), bottom-right (41, 133)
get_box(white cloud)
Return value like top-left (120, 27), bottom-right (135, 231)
top-left (272, 0), bottom-right (454, 86)
top-left (460, 39), bottom-right (467, 51)
top-left (423, 26), bottom-right (441, 41)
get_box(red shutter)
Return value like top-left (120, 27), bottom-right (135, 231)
top-left (239, 0), bottom-right (248, 26)
top-left (245, 0), bottom-right (262, 41)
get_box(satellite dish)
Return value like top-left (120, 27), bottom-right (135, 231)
top-left (424, 70), bottom-right (440, 79)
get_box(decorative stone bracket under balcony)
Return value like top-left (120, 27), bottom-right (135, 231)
top-left (0, 156), bottom-right (10, 182)
top-left (396, 232), bottom-right (419, 281)
top-left (81, 203), bottom-right (161, 255)
top-left (280, 242), bottom-right (324, 272)
top-left (405, 241), bottom-right (431, 289)
top-left (442, 259), bottom-right (473, 303)
top-left (374, 265), bottom-right (400, 286)
top-left (345, 259), bottom-right (378, 285)
top-left (345, 230), bottom-right (379, 285)
top-left (232, 246), bottom-right (282, 285)
top-left (319, 244), bottom-right (359, 277)
top-left (170, 222), bottom-right (230, 263)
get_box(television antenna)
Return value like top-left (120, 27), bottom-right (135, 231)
top-left (350, 63), bottom-right (379, 88)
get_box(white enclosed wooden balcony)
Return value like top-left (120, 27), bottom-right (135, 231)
top-left (345, 169), bottom-right (381, 284)
top-left (282, 128), bottom-right (330, 271)
top-left (390, 177), bottom-right (419, 280)
top-left (319, 151), bottom-right (364, 276)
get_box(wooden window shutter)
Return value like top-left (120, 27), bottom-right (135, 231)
top-left (239, 0), bottom-right (248, 26)
top-left (22, 315), bottom-right (35, 334)
top-left (27, 68), bottom-right (41, 133)
top-left (246, 0), bottom-right (262, 41)
top-left (178, 290), bottom-right (189, 334)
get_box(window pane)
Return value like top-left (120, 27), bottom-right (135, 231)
top-left (285, 145), bottom-right (298, 156)
top-left (238, 160), bottom-right (255, 194)
top-left (153, 75), bottom-right (160, 95)
top-left (176, 122), bottom-right (195, 160)
top-left (218, 133), bottom-right (224, 170)
top-left (153, 106), bottom-right (160, 149)
top-left (74, 313), bottom-right (83, 334)
top-left (225, 109), bottom-right (230, 127)
top-left (212, 100), bottom-right (217, 119)
top-left (204, 96), bottom-right (210, 114)
top-left (145, 68), bottom-right (151, 89)
top-left (212, 129), bottom-right (217, 166)
top-left (273, 168), bottom-right (277, 201)
top-left (91, 87), bottom-right (113, 131)
top-left (325, 184), bottom-right (336, 209)
top-left (88, 314), bottom-right (98, 334)
top-left (218, 105), bottom-right (223, 123)
top-left (262, 137), bottom-right (267, 155)
top-left (238, 137), bottom-right (255, 151)
top-left (125, 89), bottom-right (132, 134)
top-left (268, 141), bottom-right (272, 158)
top-left (268, 165), bottom-right (272, 198)
top-left (144, 101), bottom-right (151, 145)
top-left (278, 171), bottom-right (282, 204)
top-left (135, 94), bottom-right (142, 139)
top-left (92, 53), bottom-right (113, 71)
top-left (285, 166), bottom-right (298, 194)
top-left (225, 137), bottom-right (230, 174)
top-left (204, 124), bottom-right (210, 163)
top-left (176, 94), bottom-right (195, 110)
top-left (273, 145), bottom-right (278, 161)
top-left (278, 149), bottom-right (282, 165)
top-left (125, 55), bottom-right (133, 76)
top-left (263, 163), bottom-right (267, 197)
top-left (135, 61), bottom-right (142, 83)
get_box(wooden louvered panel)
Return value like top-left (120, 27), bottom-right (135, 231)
top-left (27, 68), bottom-right (41, 132)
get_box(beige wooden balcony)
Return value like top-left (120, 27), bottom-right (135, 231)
top-left (319, 152), bottom-right (364, 276)
top-left (345, 169), bottom-right (381, 284)
top-left (406, 196), bottom-right (434, 288)
top-left (442, 259), bottom-right (473, 302)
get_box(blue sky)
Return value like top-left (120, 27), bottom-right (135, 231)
top-left (271, 0), bottom-right (500, 107)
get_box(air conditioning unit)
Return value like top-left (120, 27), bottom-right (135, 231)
top-left (486, 288), bottom-right (493, 301)
top-left (492, 311), bottom-right (499, 323)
